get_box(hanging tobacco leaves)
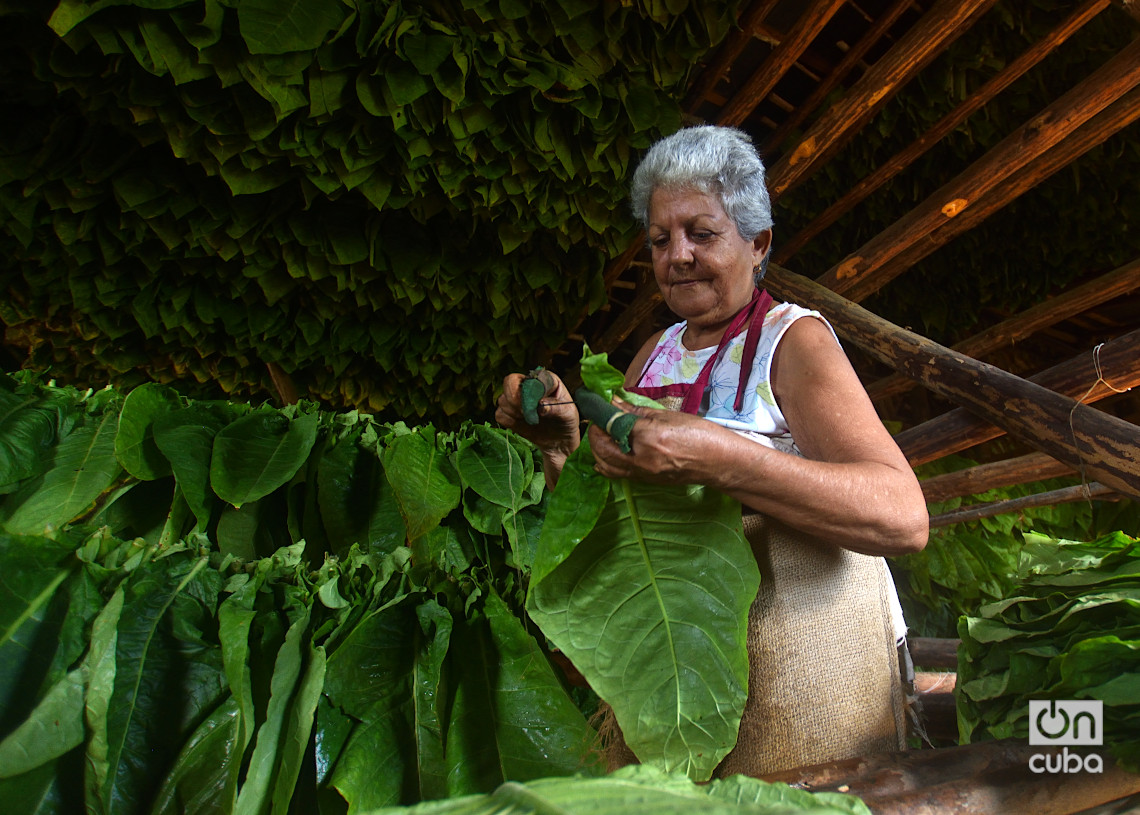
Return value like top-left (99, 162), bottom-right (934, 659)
top-left (0, 0), bottom-right (741, 422)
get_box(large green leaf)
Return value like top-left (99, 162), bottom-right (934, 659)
top-left (153, 402), bottom-right (239, 528)
top-left (88, 555), bottom-right (228, 815)
top-left (150, 697), bottom-right (242, 815)
top-left (317, 430), bottom-right (407, 556)
top-left (381, 428), bottom-right (461, 542)
top-left (0, 388), bottom-right (63, 494)
top-left (527, 447), bottom-right (758, 782)
top-left (237, 0), bottom-right (350, 54)
top-left (358, 764), bottom-right (871, 814)
top-left (0, 407), bottom-right (122, 536)
top-left (113, 383), bottom-right (181, 481)
top-left (210, 406), bottom-right (320, 508)
top-left (443, 590), bottom-right (600, 796)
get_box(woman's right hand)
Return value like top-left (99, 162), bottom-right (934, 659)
top-left (496, 373), bottom-right (581, 485)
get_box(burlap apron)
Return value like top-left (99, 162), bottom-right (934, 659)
top-left (602, 299), bottom-right (909, 776)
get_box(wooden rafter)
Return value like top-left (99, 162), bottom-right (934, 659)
top-left (867, 256), bottom-right (1140, 403)
top-left (919, 451), bottom-right (1076, 503)
top-left (765, 0), bottom-right (998, 200)
top-left (716, 0), bottom-right (849, 127)
top-left (683, 0), bottom-right (782, 113)
top-left (867, 82), bottom-right (1140, 288)
top-left (815, 35), bottom-right (1140, 302)
top-left (760, 0), bottom-right (915, 157)
top-left (764, 265), bottom-right (1140, 499)
top-left (774, 0), bottom-right (1110, 263)
top-left (892, 327), bottom-right (1140, 466)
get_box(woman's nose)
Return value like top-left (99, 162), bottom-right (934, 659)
top-left (668, 235), bottom-right (694, 264)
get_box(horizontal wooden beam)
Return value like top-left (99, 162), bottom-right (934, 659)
top-left (815, 32), bottom-right (1140, 302)
top-left (763, 265), bottom-right (1140, 499)
top-left (919, 451), bottom-right (1076, 503)
top-left (893, 327), bottom-right (1140, 466)
top-left (928, 482), bottom-right (1119, 528)
top-left (867, 255), bottom-right (1140, 403)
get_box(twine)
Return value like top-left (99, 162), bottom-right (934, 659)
top-left (1067, 343), bottom-right (1131, 501)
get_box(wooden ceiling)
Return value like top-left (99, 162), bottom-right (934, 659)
top-left (560, 0), bottom-right (1140, 509)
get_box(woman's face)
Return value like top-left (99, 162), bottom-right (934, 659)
top-left (647, 187), bottom-right (771, 344)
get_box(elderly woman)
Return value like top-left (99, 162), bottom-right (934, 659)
top-left (496, 125), bottom-right (928, 776)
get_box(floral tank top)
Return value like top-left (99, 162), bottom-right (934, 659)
top-left (633, 301), bottom-right (840, 456)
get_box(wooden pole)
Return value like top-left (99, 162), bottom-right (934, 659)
top-left (716, 0), bottom-right (849, 127)
top-left (919, 451), bottom-right (1076, 503)
top-left (867, 256), bottom-right (1140, 404)
top-left (773, 0), bottom-right (1109, 263)
top-left (765, 0), bottom-right (998, 199)
top-left (928, 482), bottom-right (1119, 528)
top-left (893, 327), bottom-right (1140, 466)
top-left (814, 34), bottom-right (1140, 302)
top-left (763, 265), bottom-right (1140, 500)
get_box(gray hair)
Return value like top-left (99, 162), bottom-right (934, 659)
top-left (630, 125), bottom-right (774, 244)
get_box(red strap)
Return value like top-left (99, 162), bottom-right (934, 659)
top-left (680, 288), bottom-right (772, 415)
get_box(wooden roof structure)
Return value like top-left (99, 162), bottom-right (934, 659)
top-left (560, 0), bottom-right (1140, 518)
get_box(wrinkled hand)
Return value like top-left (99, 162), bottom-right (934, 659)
top-left (588, 400), bottom-right (719, 485)
top-left (495, 372), bottom-right (580, 458)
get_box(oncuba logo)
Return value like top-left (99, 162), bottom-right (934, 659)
top-left (1028, 700), bottom-right (1104, 774)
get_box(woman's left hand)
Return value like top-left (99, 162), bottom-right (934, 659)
top-left (588, 400), bottom-right (726, 485)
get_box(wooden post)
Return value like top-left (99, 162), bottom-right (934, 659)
top-left (763, 265), bottom-right (1140, 500)
top-left (814, 33), bottom-right (1140, 302)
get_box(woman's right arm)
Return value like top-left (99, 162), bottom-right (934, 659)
top-left (495, 372), bottom-right (581, 488)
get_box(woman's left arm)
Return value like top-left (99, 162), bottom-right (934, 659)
top-left (589, 317), bottom-right (928, 556)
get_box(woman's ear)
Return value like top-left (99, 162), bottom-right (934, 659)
top-left (752, 229), bottom-right (773, 265)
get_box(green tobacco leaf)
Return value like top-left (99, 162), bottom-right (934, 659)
top-left (153, 403), bottom-right (235, 528)
top-left (527, 451), bottom-right (758, 782)
top-left (211, 406), bottom-right (320, 508)
top-left (1, 408), bottom-right (122, 536)
top-left (150, 697), bottom-right (242, 815)
top-left (0, 533), bottom-right (75, 723)
top-left (114, 383), bottom-right (181, 480)
top-left (325, 599), bottom-right (419, 810)
top-left (93, 555), bottom-right (226, 815)
top-left (234, 602), bottom-right (311, 815)
top-left (454, 425), bottom-right (526, 511)
top-left (362, 763), bottom-right (865, 814)
top-left (443, 590), bottom-right (598, 797)
top-left (0, 388), bottom-right (62, 493)
top-left (271, 643), bottom-right (326, 815)
top-left (381, 428), bottom-right (461, 541)
top-left (0, 667), bottom-right (86, 778)
top-left (318, 431), bottom-right (407, 556)
top-left (237, 0), bottom-right (350, 54)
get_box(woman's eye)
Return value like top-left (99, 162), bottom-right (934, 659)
top-left (693, 230), bottom-right (715, 241)
top-left (650, 235), bottom-right (669, 248)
